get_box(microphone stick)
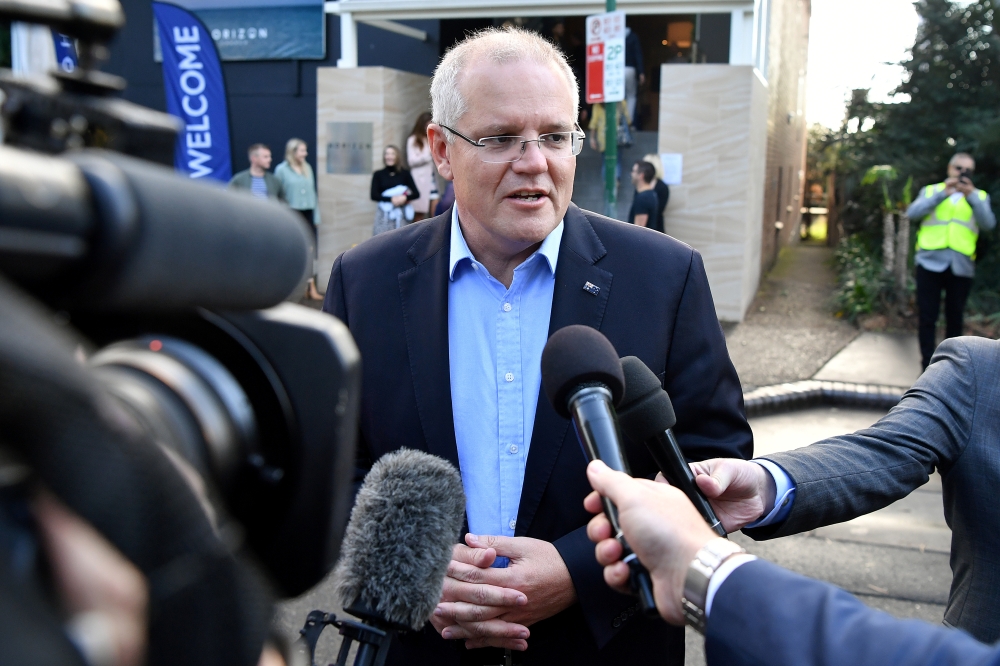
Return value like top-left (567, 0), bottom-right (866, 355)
top-left (541, 325), bottom-right (658, 619)
top-left (618, 356), bottom-right (726, 537)
top-left (301, 449), bottom-right (466, 666)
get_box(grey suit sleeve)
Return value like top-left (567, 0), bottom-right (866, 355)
top-left (906, 187), bottom-right (948, 220)
top-left (706, 559), bottom-right (1000, 666)
top-left (744, 338), bottom-right (977, 540)
top-left (969, 192), bottom-right (997, 231)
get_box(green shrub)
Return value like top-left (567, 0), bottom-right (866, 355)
top-left (833, 235), bottom-right (894, 321)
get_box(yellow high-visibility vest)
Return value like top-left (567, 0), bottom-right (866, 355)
top-left (915, 182), bottom-right (987, 258)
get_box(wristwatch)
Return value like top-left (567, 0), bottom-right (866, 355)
top-left (681, 538), bottom-right (746, 634)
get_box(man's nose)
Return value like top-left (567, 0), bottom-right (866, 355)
top-left (512, 139), bottom-right (548, 173)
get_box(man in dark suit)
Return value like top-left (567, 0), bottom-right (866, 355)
top-left (688, 336), bottom-right (1000, 643)
top-left (323, 26), bottom-right (751, 666)
top-left (585, 460), bottom-right (1000, 666)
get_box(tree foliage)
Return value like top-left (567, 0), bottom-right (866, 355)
top-left (811, 0), bottom-right (1000, 312)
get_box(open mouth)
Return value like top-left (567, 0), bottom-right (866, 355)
top-left (510, 192), bottom-right (545, 201)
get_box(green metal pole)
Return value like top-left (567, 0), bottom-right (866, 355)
top-left (604, 0), bottom-right (618, 218)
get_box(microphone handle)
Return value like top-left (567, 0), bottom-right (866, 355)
top-left (568, 387), bottom-right (660, 618)
top-left (646, 430), bottom-right (727, 537)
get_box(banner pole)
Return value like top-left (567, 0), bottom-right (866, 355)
top-left (603, 0), bottom-right (617, 218)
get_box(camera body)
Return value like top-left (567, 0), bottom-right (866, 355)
top-left (1, 0), bottom-right (362, 663)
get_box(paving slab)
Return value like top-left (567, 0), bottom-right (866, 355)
top-left (730, 532), bottom-right (952, 605)
top-left (750, 406), bottom-right (889, 457)
top-left (813, 487), bottom-right (951, 553)
top-left (813, 332), bottom-right (922, 388)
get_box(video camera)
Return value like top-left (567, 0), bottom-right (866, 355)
top-left (0, 1), bottom-right (360, 664)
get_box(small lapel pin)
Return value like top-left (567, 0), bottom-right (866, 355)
top-left (582, 281), bottom-right (600, 296)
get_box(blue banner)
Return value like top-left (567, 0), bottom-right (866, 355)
top-left (51, 32), bottom-right (78, 73)
top-left (153, 2), bottom-right (232, 182)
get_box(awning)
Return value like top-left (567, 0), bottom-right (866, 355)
top-left (324, 0), bottom-right (754, 21)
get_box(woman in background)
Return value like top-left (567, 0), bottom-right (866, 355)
top-left (370, 145), bottom-right (419, 236)
top-left (588, 101), bottom-right (629, 188)
top-left (275, 138), bottom-right (323, 300)
top-left (406, 112), bottom-right (438, 221)
top-left (642, 152), bottom-right (670, 233)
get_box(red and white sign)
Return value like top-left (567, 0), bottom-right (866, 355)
top-left (585, 11), bottom-right (625, 104)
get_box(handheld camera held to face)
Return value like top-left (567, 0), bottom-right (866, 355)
top-left (0, 1), bottom-right (361, 664)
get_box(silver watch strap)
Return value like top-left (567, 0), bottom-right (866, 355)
top-left (681, 538), bottom-right (745, 633)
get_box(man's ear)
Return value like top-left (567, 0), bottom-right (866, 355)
top-left (428, 124), bottom-right (454, 182)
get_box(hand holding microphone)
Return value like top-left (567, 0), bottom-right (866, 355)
top-left (616, 357), bottom-right (727, 537)
top-left (540, 326), bottom-right (658, 618)
top-left (616, 356), bottom-right (777, 534)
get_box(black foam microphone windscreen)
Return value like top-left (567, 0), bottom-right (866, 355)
top-left (618, 356), bottom-right (726, 537)
top-left (618, 355), bottom-right (676, 441)
top-left (333, 449), bottom-right (466, 631)
top-left (540, 327), bottom-right (659, 617)
top-left (540, 324), bottom-right (625, 418)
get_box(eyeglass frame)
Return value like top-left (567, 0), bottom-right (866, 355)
top-left (437, 123), bottom-right (586, 163)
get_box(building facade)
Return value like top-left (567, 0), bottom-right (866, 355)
top-left (103, 0), bottom-right (809, 321)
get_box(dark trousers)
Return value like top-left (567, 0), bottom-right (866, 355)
top-left (916, 264), bottom-right (973, 368)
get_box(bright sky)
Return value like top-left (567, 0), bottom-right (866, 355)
top-left (806, 0), bottom-right (921, 128)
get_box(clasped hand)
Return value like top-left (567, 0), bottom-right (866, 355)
top-left (430, 534), bottom-right (577, 651)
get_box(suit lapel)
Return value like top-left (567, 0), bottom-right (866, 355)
top-left (398, 212), bottom-right (460, 469)
top-left (517, 205), bottom-right (613, 535)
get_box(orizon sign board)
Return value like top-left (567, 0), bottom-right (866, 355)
top-left (326, 123), bottom-right (373, 176)
top-left (154, 0), bottom-right (325, 62)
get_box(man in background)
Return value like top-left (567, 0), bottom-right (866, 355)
top-left (229, 144), bottom-right (285, 201)
top-left (906, 152), bottom-right (995, 369)
top-left (628, 160), bottom-right (659, 229)
top-left (623, 27), bottom-right (644, 127)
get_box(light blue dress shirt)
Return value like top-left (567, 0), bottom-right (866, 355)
top-left (448, 206), bottom-right (564, 567)
top-left (746, 460), bottom-right (796, 527)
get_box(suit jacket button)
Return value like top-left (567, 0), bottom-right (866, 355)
top-left (613, 618), bottom-right (621, 628)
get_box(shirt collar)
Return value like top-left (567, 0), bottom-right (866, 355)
top-left (449, 205), bottom-right (563, 281)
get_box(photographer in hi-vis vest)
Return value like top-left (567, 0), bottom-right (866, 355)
top-left (906, 153), bottom-right (997, 369)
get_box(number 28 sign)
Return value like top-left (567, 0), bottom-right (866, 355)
top-left (585, 11), bottom-right (625, 104)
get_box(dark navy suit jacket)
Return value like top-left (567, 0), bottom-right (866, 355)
top-left (323, 204), bottom-right (752, 665)
top-left (708, 559), bottom-right (1000, 666)
top-left (744, 337), bottom-right (1000, 642)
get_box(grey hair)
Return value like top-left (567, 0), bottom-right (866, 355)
top-left (430, 27), bottom-right (579, 139)
top-left (949, 152), bottom-right (975, 166)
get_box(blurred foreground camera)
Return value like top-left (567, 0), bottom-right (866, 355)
top-left (0, 1), bottom-right (361, 664)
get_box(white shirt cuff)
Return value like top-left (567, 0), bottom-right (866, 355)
top-left (743, 459), bottom-right (796, 528)
top-left (705, 554), bottom-right (757, 617)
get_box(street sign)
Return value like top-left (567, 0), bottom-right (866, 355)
top-left (585, 10), bottom-right (625, 104)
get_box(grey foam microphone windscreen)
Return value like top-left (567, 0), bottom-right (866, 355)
top-left (333, 449), bottom-right (466, 631)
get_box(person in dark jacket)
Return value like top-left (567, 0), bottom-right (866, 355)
top-left (628, 160), bottom-right (659, 228)
top-left (370, 145), bottom-right (419, 235)
top-left (229, 143), bottom-right (285, 201)
top-left (642, 153), bottom-right (670, 233)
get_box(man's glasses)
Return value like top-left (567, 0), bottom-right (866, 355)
top-left (439, 124), bottom-right (586, 164)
